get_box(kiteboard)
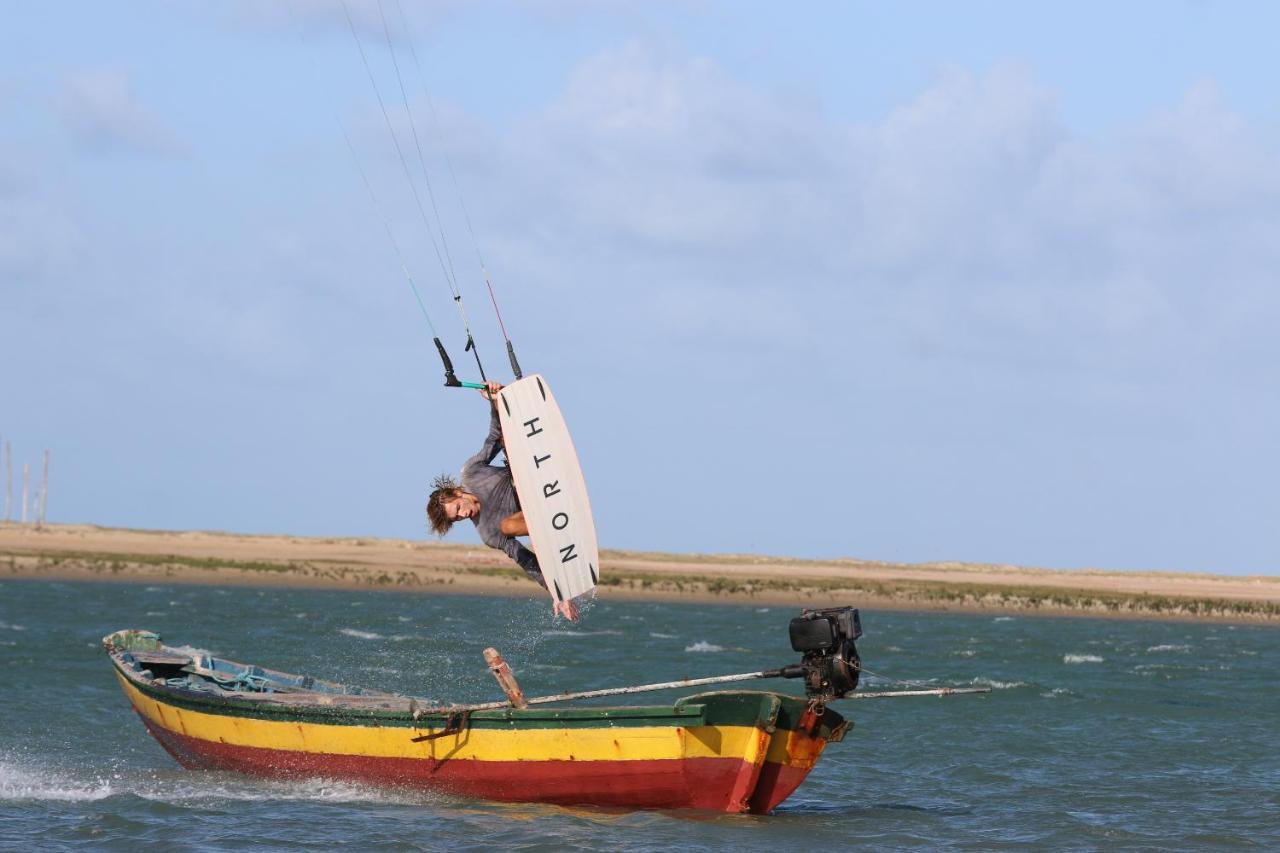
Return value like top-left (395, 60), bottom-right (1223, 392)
top-left (496, 374), bottom-right (599, 604)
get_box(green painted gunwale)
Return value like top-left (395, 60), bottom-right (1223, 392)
top-left (109, 652), bottom-right (844, 735)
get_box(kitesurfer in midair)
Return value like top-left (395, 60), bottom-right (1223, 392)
top-left (427, 381), bottom-right (580, 620)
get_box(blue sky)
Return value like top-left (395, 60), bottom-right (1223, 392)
top-left (3, 1), bottom-right (1277, 574)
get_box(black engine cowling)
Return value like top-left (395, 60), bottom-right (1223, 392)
top-left (785, 607), bottom-right (862, 700)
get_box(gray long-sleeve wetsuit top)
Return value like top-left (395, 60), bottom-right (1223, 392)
top-left (460, 406), bottom-right (545, 588)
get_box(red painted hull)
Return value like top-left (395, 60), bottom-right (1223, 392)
top-left (140, 714), bottom-right (797, 812)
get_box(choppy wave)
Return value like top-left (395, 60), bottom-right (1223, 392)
top-left (971, 677), bottom-right (1026, 689)
top-left (339, 629), bottom-right (384, 640)
top-left (168, 644), bottom-right (217, 658)
top-left (1145, 644), bottom-right (1191, 653)
top-left (0, 621), bottom-right (26, 631)
top-left (541, 629), bottom-right (623, 637)
top-left (0, 759), bottom-right (428, 807)
top-left (0, 761), bottom-right (112, 802)
top-left (992, 616), bottom-right (1016, 622)
top-left (685, 641), bottom-right (724, 653)
top-left (1064, 654), bottom-right (1104, 664)
top-left (649, 632), bottom-right (678, 639)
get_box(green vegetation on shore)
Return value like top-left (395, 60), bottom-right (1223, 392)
top-left (5, 546), bottom-right (1278, 623)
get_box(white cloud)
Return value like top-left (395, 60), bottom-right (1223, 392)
top-left (458, 49), bottom-right (1280, 391)
top-left (59, 67), bottom-right (184, 156)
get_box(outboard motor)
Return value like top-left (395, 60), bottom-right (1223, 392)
top-left (772, 607), bottom-right (862, 701)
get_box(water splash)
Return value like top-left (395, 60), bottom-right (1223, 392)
top-left (1063, 654), bottom-right (1104, 664)
top-left (339, 628), bottom-right (384, 640)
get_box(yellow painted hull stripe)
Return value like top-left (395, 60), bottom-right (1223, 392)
top-left (119, 675), bottom-right (817, 767)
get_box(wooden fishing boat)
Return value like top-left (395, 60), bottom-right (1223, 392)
top-left (103, 629), bottom-right (849, 814)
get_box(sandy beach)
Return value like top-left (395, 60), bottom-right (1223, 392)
top-left (3, 522), bottom-right (1277, 623)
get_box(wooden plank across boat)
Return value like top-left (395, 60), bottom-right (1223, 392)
top-left (103, 629), bottom-right (849, 814)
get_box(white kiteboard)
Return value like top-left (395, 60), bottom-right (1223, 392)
top-left (496, 374), bottom-right (599, 604)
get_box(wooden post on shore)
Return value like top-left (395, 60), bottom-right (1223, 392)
top-left (3, 441), bottom-right (10, 522)
top-left (21, 463), bottom-right (29, 524)
top-left (38, 450), bottom-right (49, 527)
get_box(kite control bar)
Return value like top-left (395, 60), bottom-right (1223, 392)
top-left (436, 335), bottom-right (517, 390)
top-left (436, 336), bottom-right (488, 389)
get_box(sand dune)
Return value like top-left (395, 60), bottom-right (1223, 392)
top-left (3, 522), bottom-right (1277, 622)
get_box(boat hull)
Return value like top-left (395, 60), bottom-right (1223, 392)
top-left (107, 635), bottom-right (847, 814)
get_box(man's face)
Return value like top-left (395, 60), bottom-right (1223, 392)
top-left (444, 492), bottom-right (480, 522)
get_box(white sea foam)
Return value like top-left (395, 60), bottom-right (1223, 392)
top-left (168, 644), bottom-right (216, 658)
top-left (339, 629), bottom-right (384, 640)
top-left (992, 617), bottom-right (1015, 622)
top-left (649, 632), bottom-right (678, 639)
top-left (685, 641), bottom-right (725, 653)
top-left (542, 629), bottom-right (623, 637)
top-left (953, 649), bottom-right (977, 657)
top-left (0, 621), bottom-right (26, 631)
top-left (971, 677), bottom-right (1026, 689)
top-left (0, 761), bottom-right (113, 802)
top-left (99, 773), bottom-right (430, 807)
top-left (180, 778), bottom-right (424, 805)
top-left (1064, 654), bottom-right (1104, 664)
top-left (1145, 644), bottom-right (1191, 653)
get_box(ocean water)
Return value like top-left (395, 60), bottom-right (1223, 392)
top-left (1, 579), bottom-right (1277, 850)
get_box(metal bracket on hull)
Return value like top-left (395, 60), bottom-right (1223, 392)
top-left (411, 710), bottom-right (471, 742)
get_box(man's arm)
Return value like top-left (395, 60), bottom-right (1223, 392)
top-left (462, 386), bottom-right (506, 476)
top-left (500, 511), bottom-right (528, 537)
top-left (477, 404), bottom-right (504, 465)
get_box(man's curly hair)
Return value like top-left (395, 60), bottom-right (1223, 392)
top-left (426, 474), bottom-right (463, 536)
